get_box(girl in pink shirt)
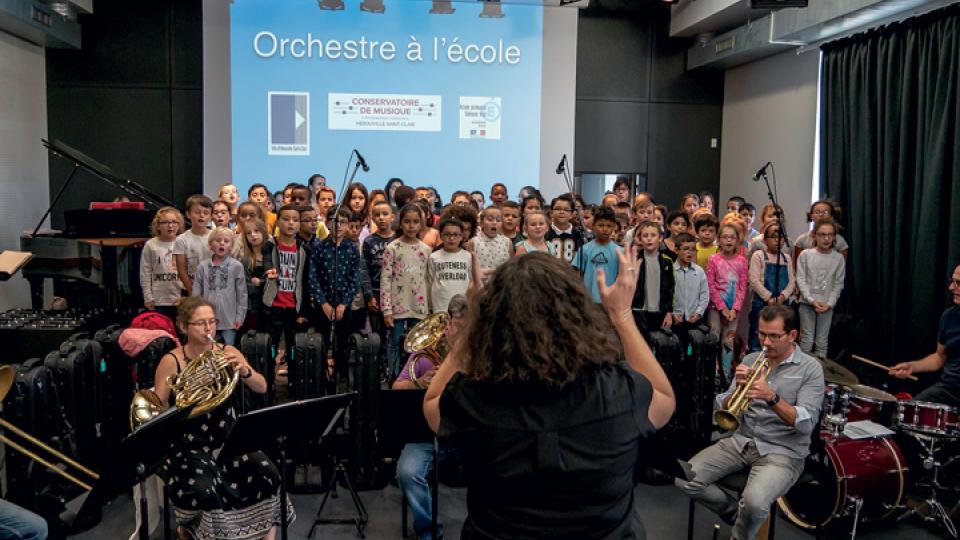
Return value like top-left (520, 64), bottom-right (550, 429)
top-left (707, 223), bottom-right (748, 377)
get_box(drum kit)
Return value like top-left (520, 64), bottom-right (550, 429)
top-left (776, 356), bottom-right (960, 539)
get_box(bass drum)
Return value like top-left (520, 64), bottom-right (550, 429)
top-left (778, 434), bottom-right (908, 529)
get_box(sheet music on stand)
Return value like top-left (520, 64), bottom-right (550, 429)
top-left (842, 420), bottom-right (895, 439)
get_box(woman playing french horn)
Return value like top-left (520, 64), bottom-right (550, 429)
top-left (154, 297), bottom-right (293, 540)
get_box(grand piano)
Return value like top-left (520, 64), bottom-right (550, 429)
top-left (19, 140), bottom-right (175, 310)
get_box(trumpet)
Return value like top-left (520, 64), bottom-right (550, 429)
top-left (714, 347), bottom-right (769, 432)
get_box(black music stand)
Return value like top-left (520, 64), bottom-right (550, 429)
top-left (67, 405), bottom-right (193, 540)
top-left (225, 393), bottom-right (358, 540)
top-left (377, 389), bottom-right (441, 540)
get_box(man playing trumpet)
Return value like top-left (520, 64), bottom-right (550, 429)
top-left (676, 304), bottom-right (824, 540)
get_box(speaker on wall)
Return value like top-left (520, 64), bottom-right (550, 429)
top-left (749, 0), bottom-right (808, 8)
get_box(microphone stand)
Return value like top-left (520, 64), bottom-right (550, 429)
top-left (758, 163), bottom-right (788, 304)
top-left (327, 150), bottom-right (366, 391)
top-left (556, 155), bottom-right (586, 276)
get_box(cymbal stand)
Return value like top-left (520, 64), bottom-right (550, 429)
top-left (897, 434), bottom-right (959, 538)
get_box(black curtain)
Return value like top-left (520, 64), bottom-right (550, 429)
top-left (820, 5), bottom-right (960, 362)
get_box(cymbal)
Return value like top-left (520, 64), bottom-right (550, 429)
top-left (817, 356), bottom-right (860, 386)
top-left (846, 383), bottom-right (897, 402)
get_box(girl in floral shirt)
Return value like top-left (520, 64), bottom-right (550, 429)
top-left (381, 203), bottom-right (431, 381)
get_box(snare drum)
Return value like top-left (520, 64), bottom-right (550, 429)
top-left (778, 434), bottom-right (908, 529)
top-left (896, 400), bottom-right (959, 436)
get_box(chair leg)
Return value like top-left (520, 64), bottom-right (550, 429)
top-left (401, 493), bottom-right (408, 538)
top-left (432, 438), bottom-right (439, 540)
top-left (687, 498), bottom-right (696, 540)
top-left (768, 501), bottom-right (776, 540)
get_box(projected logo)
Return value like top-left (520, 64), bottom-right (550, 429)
top-left (268, 92), bottom-right (309, 155)
top-left (459, 96), bottom-right (501, 140)
top-left (328, 93), bottom-right (441, 132)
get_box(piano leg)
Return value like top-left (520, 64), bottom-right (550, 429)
top-left (27, 275), bottom-right (44, 310)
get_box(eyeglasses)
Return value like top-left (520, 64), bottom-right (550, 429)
top-left (949, 279), bottom-right (960, 287)
top-left (719, 234), bottom-right (738, 240)
top-left (758, 331), bottom-right (787, 342)
top-left (157, 220), bottom-right (178, 226)
top-left (188, 318), bottom-right (218, 328)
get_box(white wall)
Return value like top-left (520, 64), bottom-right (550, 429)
top-left (202, 0), bottom-right (232, 198)
top-left (537, 7), bottom-right (578, 201)
top-left (719, 49), bottom-right (820, 237)
top-left (0, 32), bottom-right (49, 311)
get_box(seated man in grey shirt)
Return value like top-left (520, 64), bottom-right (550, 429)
top-left (676, 304), bottom-right (824, 540)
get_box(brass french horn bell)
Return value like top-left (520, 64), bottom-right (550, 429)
top-left (403, 312), bottom-right (449, 354)
top-left (0, 364), bottom-right (99, 490)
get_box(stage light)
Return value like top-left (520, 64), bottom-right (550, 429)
top-left (360, 0), bottom-right (386, 13)
top-left (318, 0), bottom-right (344, 11)
top-left (479, 0), bottom-right (505, 18)
top-left (662, 0), bottom-right (679, 4)
top-left (430, 0), bottom-right (456, 14)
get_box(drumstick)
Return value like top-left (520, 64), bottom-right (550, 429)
top-left (852, 354), bottom-right (918, 381)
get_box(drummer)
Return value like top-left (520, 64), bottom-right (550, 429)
top-left (393, 295), bottom-right (466, 540)
top-left (889, 264), bottom-right (960, 406)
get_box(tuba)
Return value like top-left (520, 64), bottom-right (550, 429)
top-left (129, 336), bottom-right (239, 429)
top-left (403, 312), bottom-right (449, 387)
top-left (714, 347), bottom-right (769, 432)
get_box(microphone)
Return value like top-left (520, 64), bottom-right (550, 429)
top-left (555, 154), bottom-right (566, 175)
top-left (354, 150), bottom-right (370, 172)
top-left (751, 162), bottom-right (771, 182)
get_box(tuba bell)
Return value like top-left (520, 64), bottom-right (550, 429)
top-left (403, 312), bottom-right (449, 387)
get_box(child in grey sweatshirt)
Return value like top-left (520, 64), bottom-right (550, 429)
top-left (193, 227), bottom-right (247, 345)
top-left (796, 219), bottom-right (845, 357)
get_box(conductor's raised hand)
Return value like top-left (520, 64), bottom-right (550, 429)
top-left (597, 245), bottom-right (640, 325)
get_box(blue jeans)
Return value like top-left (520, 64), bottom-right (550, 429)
top-left (397, 442), bottom-right (456, 540)
top-left (217, 328), bottom-right (237, 346)
top-left (0, 499), bottom-right (48, 540)
top-left (387, 318), bottom-right (419, 380)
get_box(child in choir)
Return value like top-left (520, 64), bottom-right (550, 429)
top-left (546, 194), bottom-right (582, 264)
top-left (289, 184), bottom-right (313, 208)
top-left (240, 218), bottom-right (270, 332)
top-left (212, 200), bottom-right (233, 229)
top-left (623, 199), bottom-right (655, 247)
top-left (654, 204), bottom-right (667, 233)
top-left (671, 232), bottom-right (709, 329)
top-left (514, 210), bottom-right (555, 256)
top-left (468, 205), bottom-right (513, 284)
top-left (296, 205), bottom-right (323, 329)
top-left (381, 203), bottom-right (431, 381)
top-left (601, 193), bottom-right (618, 209)
top-left (362, 200), bottom-right (396, 373)
top-left (707, 223), bottom-right (748, 375)
top-left (521, 195), bottom-right (542, 216)
top-left (500, 201), bottom-right (523, 248)
top-left (571, 205), bottom-right (619, 304)
top-left (489, 183), bottom-right (508, 206)
top-left (581, 204), bottom-right (596, 241)
top-left (247, 183), bottom-right (276, 232)
top-left (680, 193), bottom-right (700, 216)
top-left (346, 211), bottom-right (368, 334)
top-left (218, 182), bottom-right (240, 218)
top-left (416, 200), bottom-right (440, 248)
top-left (315, 187), bottom-right (336, 226)
top-left (794, 200), bottom-right (849, 262)
top-left (427, 217), bottom-right (477, 313)
top-left (631, 220), bottom-right (675, 334)
top-left (141, 206), bottom-right (184, 320)
top-left (308, 207), bottom-right (361, 383)
top-left (173, 195), bottom-right (214, 293)
top-left (693, 214), bottom-right (719, 269)
top-left (192, 227), bottom-right (246, 345)
top-left (263, 205), bottom-right (305, 364)
top-left (698, 191), bottom-right (715, 215)
top-left (796, 218), bottom-right (845, 357)
top-left (748, 221), bottom-right (796, 352)
top-left (725, 196), bottom-right (745, 215)
top-left (747, 203), bottom-right (785, 257)
top-left (739, 203), bottom-right (760, 242)
top-left (661, 210), bottom-right (691, 262)
top-left (614, 202), bottom-right (632, 227)
top-left (614, 215), bottom-right (630, 246)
